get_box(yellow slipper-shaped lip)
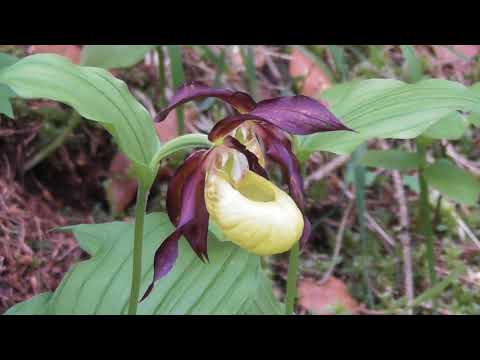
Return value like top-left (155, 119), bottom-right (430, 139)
top-left (205, 170), bottom-right (304, 255)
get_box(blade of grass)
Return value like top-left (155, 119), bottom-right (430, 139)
top-left (167, 45), bottom-right (186, 135)
top-left (351, 143), bottom-right (374, 308)
top-left (285, 242), bottom-right (299, 315)
top-left (400, 45), bottom-right (437, 311)
top-left (240, 45), bottom-right (257, 100)
top-left (156, 46), bottom-right (167, 108)
top-left (327, 45), bottom-right (348, 82)
top-left (395, 264), bottom-right (465, 310)
top-left (194, 46), bottom-right (228, 112)
top-left (331, 45), bottom-right (373, 307)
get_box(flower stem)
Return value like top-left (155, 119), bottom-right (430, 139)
top-left (285, 241), bottom-right (300, 315)
top-left (151, 133), bottom-right (212, 166)
top-left (351, 144), bottom-right (374, 308)
top-left (417, 138), bottom-right (437, 312)
top-left (127, 183), bottom-right (150, 315)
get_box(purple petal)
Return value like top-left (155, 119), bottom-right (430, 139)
top-left (208, 96), bottom-right (350, 141)
top-left (155, 82), bottom-right (256, 122)
top-left (179, 164), bottom-right (210, 262)
top-left (256, 125), bottom-right (305, 209)
top-left (140, 229), bottom-right (182, 302)
top-left (166, 150), bottom-right (208, 226)
top-left (251, 95), bottom-right (352, 135)
top-left (143, 151), bottom-right (212, 301)
top-left (299, 216), bottom-right (311, 250)
top-left (223, 135), bottom-right (269, 180)
top-left (208, 114), bottom-right (267, 141)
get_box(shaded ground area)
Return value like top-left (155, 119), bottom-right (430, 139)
top-left (0, 112), bottom-right (115, 313)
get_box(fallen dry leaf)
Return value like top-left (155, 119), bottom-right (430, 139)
top-left (431, 45), bottom-right (480, 79)
top-left (155, 107), bottom-right (196, 142)
top-left (155, 111), bottom-right (179, 143)
top-left (433, 45), bottom-right (479, 64)
top-left (105, 153), bottom-right (138, 214)
top-left (289, 48), bottom-right (331, 97)
top-left (298, 277), bottom-right (360, 315)
top-left (30, 45), bottom-right (82, 64)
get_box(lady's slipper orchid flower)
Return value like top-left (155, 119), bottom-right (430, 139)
top-left (141, 83), bottom-right (351, 300)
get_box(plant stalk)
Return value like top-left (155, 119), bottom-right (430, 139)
top-left (417, 139), bottom-right (437, 311)
top-left (351, 144), bottom-right (374, 308)
top-left (127, 183), bottom-right (150, 315)
top-left (285, 241), bottom-right (300, 315)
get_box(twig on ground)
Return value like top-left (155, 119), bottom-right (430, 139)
top-left (304, 155), bottom-right (350, 188)
top-left (319, 200), bottom-right (354, 285)
top-left (338, 180), bottom-right (396, 249)
top-left (392, 170), bottom-right (414, 312)
top-left (445, 141), bottom-right (480, 177)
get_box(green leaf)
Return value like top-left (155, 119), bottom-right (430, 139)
top-left (424, 159), bottom-right (480, 206)
top-left (299, 79), bottom-right (480, 157)
top-left (468, 112), bottom-right (480, 127)
top-left (403, 175), bottom-right (420, 193)
top-left (400, 45), bottom-right (423, 82)
top-left (0, 84), bottom-right (15, 118)
top-left (0, 54), bottom-right (161, 181)
top-left (5, 293), bottom-right (52, 315)
top-left (0, 52), bottom-right (17, 70)
top-left (240, 46), bottom-right (257, 99)
top-left (0, 53), bottom-right (18, 118)
top-left (345, 167), bottom-right (378, 187)
top-left (167, 45), bottom-right (185, 87)
top-left (80, 45), bottom-right (155, 69)
top-left (327, 45), bottom-right (347, 81)
top-left (360, 149), bottom-right (421, 171)
top-left (6, 213), bottom-right (282, 315)
top-left (422, 111), bottom-right (469, 139)
top-left (469, 82), bottom-right (480, 120)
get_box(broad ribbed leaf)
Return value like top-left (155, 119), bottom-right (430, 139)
top-left (469, 112), bottom-right (480, 127)
top-left (469, 82), bottom-right (480, 124)
top-left (5, 293), bottom-right (52, 315)
top-left (424, 159), bottom-right (480, 206)
top-left (299, 79), bottom-right (480, 156)
top-left (0, 54), bottom-right (160, 177)
top-left (0, 52), bottom-right (17, 69)
top-left (0, 53), bottom-right (17, 118)
top-left (0, 84), bottom-right (15, 118)
top-left (360, 150), bottom-right (422, 171)
top-left (422, 111), bottom-right (469, 140)
top-left (5, 213), bottom-right (282, 315)
top-left (80, 45), bottom-right (155, 69)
